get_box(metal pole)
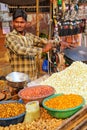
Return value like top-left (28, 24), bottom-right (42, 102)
top-left (48, 1), bottom-right (53, 75)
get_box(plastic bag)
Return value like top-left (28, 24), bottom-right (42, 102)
top-left (42, 59), bottom-right (48, 72)
top-left (24, 101), bottom-right (40, 123)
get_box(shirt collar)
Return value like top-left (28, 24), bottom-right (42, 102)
top-left (12, 29), bottom-right (27, 36)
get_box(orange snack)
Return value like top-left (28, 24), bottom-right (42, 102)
top-left (0, 102), bottom-right (25, 118)
top-left (45, 94), bottom-right (83, 109)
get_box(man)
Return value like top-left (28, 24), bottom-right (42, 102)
top-left (5, 9), bottom-right (58, 80)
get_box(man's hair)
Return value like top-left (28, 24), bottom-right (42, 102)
top-left (13, 8), bottom-right (27, 21)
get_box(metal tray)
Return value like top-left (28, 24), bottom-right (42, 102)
top-left (64, 46), bottom-right (87, 63)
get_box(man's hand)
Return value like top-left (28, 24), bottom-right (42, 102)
top-left (60, 41), bottom-right (76, 51)
top-left (42, 43), bottom-right (53, 53)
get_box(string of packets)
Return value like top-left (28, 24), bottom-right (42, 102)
top-left (58, 19), bottom-right (86, 36)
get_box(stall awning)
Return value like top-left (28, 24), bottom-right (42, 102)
top-left (0, 0), bottom-right (46, 6)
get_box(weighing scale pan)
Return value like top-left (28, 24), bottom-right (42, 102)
top-left (63, 46), bottom-right (87, 63)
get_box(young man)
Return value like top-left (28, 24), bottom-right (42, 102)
top-left (5, 9), bottom-right (57, 80)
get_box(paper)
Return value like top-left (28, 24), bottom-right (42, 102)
top-left (2, 22), bottom-right (10, 34)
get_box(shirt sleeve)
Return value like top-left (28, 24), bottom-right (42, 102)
top-left (28, 33), bottom-right (48, 46)
top-left (5, 33), bottom-right (42, 57)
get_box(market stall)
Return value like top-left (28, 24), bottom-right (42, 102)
top-left (0, 0), bottom-right (87, 129)
top-left (0, 61), bottom-right (87, 129)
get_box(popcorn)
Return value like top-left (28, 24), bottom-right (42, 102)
top-left (41, 61), bottom-right (87, 104)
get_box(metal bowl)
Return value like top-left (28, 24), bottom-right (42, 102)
top-left (6, 72), bottom-right (30, 89)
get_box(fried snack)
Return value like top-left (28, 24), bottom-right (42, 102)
top-left (0, 80), bottom-right (6, 91)
top-left (41, 61), bottom-right (87, 104)
top-left (0, 103), bottom-right (25, 118)
top-left (1, 107), bottom-right (63, 130)
top-left (0, 92), bottom-right (5, 100)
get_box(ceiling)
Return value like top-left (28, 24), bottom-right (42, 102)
top-left (0, 0), bottom-right (47, 6)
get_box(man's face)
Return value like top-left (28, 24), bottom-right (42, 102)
top-left (13, 17), bottom-right (27, 33)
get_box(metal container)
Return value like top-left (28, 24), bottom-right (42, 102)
top-left (64, 46), bottom-right (87, 65)
top-left (6, 72), bottom-right (30, 89)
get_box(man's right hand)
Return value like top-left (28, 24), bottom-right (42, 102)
top-left (60, 41), bottom-right (76, 51)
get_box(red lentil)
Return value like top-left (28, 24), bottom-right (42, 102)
top-left (19, 85), bottom-right (55, 99)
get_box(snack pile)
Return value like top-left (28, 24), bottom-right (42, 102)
top-left (41, 61), bottom-right (87, 104)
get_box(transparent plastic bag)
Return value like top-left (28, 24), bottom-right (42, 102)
top-left (24, 101), bottom-right (40, 123)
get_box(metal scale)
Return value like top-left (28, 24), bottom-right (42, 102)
top-left (47, 45), bottom-right (87, 75)
top-left (64, 46), bottom-right (87, 65)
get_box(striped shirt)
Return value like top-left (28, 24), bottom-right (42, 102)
top-left (5, 29), bottom-right (45, 81)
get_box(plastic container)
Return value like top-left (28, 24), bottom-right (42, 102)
top-left (42, 94), bottom-right (85, 119)
top-left (18, 85), bottom-right (55, 104)
top-left (24, 101), bottom-right (40, 123)
top-left (0, 100), bottom-right (25, 126)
